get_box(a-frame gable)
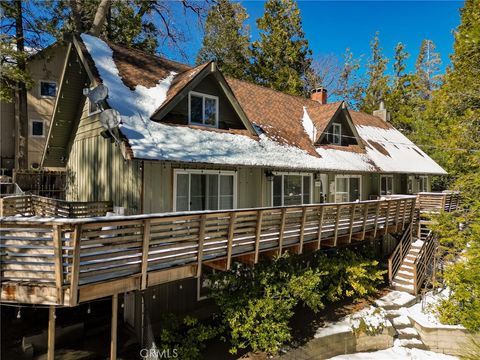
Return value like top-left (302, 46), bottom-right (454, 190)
top-left (316, 103), bottom-right (364, 148)
top-left (151, 62), bottom-right (257, 135)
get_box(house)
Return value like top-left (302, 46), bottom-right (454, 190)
top-left (40, 34), bottom-right (445, 216)
top-left (1, 44), bottom-right (67, 172)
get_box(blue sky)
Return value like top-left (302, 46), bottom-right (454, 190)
top-left (166, 1), bottom-right (463, 75)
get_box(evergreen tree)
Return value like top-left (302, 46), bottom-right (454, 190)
top-left (360, 32), bottom-right (389, 114)
top-left (196, 0), bottom-right (250, 79)
top-left (337, 49), bottom-right (364, 109)
top-left (250, 0), bottom-right (312, 96)
top-left (386, 43), bottom-right (416, 131)
top-left (414, 39), bottom-right (442, 101)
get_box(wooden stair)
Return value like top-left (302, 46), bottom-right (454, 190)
top-left (392, 239), bottom-right (424, 294)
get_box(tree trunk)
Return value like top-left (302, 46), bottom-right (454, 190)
top-left (70, 0), bottom-right (85, 34)
top-left (89, 0), bottom-right (111, 36)
top-left (14, 0), bottom-right (28, 170)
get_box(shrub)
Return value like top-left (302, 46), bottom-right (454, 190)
top-left (208, 248), bottom-right (386, 355)
top-left (350, 307), bottom-right (388, 336)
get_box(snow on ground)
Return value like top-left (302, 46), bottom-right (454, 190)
top-left (407, 288), bottom-right (464, 329)
top-left (328, 347), bottom-right (458, 359)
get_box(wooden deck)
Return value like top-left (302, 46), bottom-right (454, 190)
top-left (1, 196), bottom-right (417, 306)
top-left (416, 191), bottom-right (461, 213)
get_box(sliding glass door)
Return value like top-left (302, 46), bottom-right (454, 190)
top-left (174, 170), bottom-right (236, 211)
top-left (335, 176), bottom-right (361, 202)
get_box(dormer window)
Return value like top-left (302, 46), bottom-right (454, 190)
top-left (328, 123), bottom-right (342, 145)
top-left (189, 91), bottom-right (218, 127)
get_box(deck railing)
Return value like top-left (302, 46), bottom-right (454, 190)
top-left (0, 195), bottom-right (113, 218)
top-left (387, 222), bottom-right (413, 284)
top-left (1, 196), bottom-right (417, 306)
top-left (416, 191), bottom-right (461, 213)
top-left (413, 231), bottom-right (437, 294)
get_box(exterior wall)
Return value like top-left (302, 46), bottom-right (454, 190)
top-left (0, 45), bottom-right (67, 170)
top-left (27, 46), bottom-right (67, 167)
top-left (66, 111), bottom-right (142, 214)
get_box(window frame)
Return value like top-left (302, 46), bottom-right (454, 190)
top-left (418, 176), bottom-right (429, 192)
top-left (30, 119), bottom-right (45, 138)
top-left (271, 172), bottom-right (313, 207)
top-left (188, 91), bottom-right (219, 128)
top-left (334, 175), bottom-right (362, 203)
top-left (173, 169), bottom-right (237, 211)
top-left (380, 175), bottom-right (394, 195)
top-left (328, 123), bottom-right (342, 145)
top-left (39, 80), bottom-right (57, 98)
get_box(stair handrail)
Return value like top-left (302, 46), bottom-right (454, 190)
top-left (388, 222), bottom-right (412, 284)
top-left (413, 230), bottom-right (437, 294)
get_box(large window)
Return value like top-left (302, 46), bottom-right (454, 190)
top-left (335, 175), bottom-right (361, 203)
top-left (328, 123), bottom-right (342, 145)
top-left (380, 175), bottom-right (394, 195)
top-left (40, 80), bottom-right (57, 97)
top-left (419, 176), bottom-right (428, 192)
top-left (174, 170), bottom-right (236, 211)
top-left (272, 173), bottom-right (312, 206)
top-left (188, 91), bottom-right (218, 127)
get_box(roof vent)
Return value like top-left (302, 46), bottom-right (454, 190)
top-left (310, 87), bottom-right (327, 104)
top-left (373, 100), bottom-right (390, 122)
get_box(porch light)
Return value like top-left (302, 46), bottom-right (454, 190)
top-left (265, 170), bottom-right (274, 181)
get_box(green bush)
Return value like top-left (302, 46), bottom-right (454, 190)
top-left (156, 314), bottom-right (222, 360)
top-left (208, 248), bottom-right (386, 355)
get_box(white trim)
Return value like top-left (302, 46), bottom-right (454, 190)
top-left (330, 123), bottom-right (342, 145)
top-left (271, 172), bottom-right (314, 207)
top-left (380, 175), bottom-right (394, 195)
top-left (30, 119), bottom-right (45, 138)
top-left (173, 169), bottom-right (237, 211)
top-left (334, 175), bottom-right (362, 203)
top-left (39, 80), bottom-right (57, 98)
top-left (188, 91), bottom-right (219, 128)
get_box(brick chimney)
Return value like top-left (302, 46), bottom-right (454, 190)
top-left (373, 100), bottom-right (391, 122)
top-left (311, 87), bottom-right (327, 104)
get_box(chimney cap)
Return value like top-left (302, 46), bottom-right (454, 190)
top-left (311, 87), bottom-right (327, 94)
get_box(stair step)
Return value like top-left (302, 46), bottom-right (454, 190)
top-left (397, 270), bottom-right (414, 277)
top-left (397, 327), bottom-right (420, 340)
top-left (409, 247), bottom-right (421, 253)
top-left (404, 257), bottom-right (415, 264)
top-left (400, 264), bottom-right (414, 271)
top-left (394, 338), bottom-right (427, 349)
top-left (391, 315), bottom-right (411, 329)
top-left (393, 276), bottom-right (414, 285)
top-left (392, 282), bottom-right (415, 294)
top-left (385, 309), bottom-right (402, 319)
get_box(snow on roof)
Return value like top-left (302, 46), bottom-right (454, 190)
top-left (80, 34), bottom-right (446, 175)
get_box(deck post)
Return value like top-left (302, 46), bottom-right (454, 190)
top-left (47, 306), bottom-right (55, 360)
top-left (298, 207), bottom-right (307, 253)
top-left (348, 204), bottom-right (356, 243)
top-left (395, 200), bottom-right (401, 231)
top-left (254, 210), bottom-right (264, 264)
top-left (373, 202), bottom-right (381, 238)
top-left (197, 215), bottom-right (207, 278)
top-left (278, 208), bottom-right (286, 254)
top-left (70, 224), bottom-right (82, 306)
top-left (334, 205), bottom-right (341, 246)
top-left (141, 219), bottom-right (151, 289)
top-left (226, 212), bottom-right (236, 270)
top-left (52, 225), bottom-right (64, 304)
top-left (361, 203), bottom-right (369, 240)
top-left (316, 206), bottom-right (324, 250)
top-left (111, 293), bottom-right (118, 360)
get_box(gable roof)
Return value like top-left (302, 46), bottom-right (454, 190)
top-left (43, 34), bottom-right (446, 175)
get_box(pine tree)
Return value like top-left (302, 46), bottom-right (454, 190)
top-left (414, 39), bottom-right (442, 101)
top-left (386, 43), bottom-right (416, 131)
top-left (360, 32), bottom-right (390, 114)
top-left (250, 0), bottom-right (312, 96)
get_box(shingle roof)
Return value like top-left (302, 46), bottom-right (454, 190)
top-left (74, 34), bottom-right (447, 175)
